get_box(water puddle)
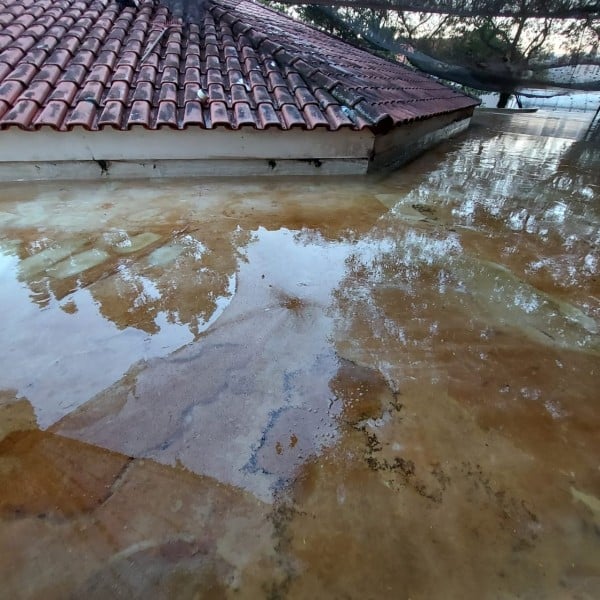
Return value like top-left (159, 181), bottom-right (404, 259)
top-left (1, 111), bottom-right (599, 598)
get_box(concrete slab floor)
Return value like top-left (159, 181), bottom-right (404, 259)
top-left (0, 111), bottom-right (599, 599)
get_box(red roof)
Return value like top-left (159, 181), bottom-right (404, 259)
top-left (0, 0), bottom-right (478, 132)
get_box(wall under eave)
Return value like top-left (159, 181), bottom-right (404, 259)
top-left (369, 108), bottom-right (474, 173)
top-left (0, 111), bottom-right (474, 181)
top-left (0, 127), bottom-right (374, 180)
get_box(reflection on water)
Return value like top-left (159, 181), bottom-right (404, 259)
top-left (1, 111), bottom-right (599, 598)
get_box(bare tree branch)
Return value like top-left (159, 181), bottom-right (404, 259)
top-left (275, 0), bottom-right (600, 20)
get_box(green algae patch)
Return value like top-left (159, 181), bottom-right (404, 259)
top-left (571, 487), bottom-right (600, 525)
top-left (48, 249), bottom-right (110, 279)
top-left (19, 240), bottom-right (87, 278)
top-left (147, 242), bottom-right (186, 267)
top-left (112, 232), bottom-right (161, 254)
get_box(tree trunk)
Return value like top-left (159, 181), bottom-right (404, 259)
top-left (497, 92), bottom-right (511, 108)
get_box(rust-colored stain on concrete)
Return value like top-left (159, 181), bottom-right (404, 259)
top-left (0, 112), bottom-right (599, 598)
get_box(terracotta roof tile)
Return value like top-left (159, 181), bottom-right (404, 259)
top-left (112, 64), bottom-right (134, 82)
top-left (49, 81), bottom-right (79, 104)
top-left (0, 47), bottom-right (25, 67)
top-left (256, 102), bottom-right (280, 128)
top-left (34, 100), bottom-right (69, 128)
top-left (33, 64), bottom-right (62, 85)
top-left (79, 80), bottom-right (104, 104)
top-left (98, 100), bottom-right (124, 128)
top-left (159, 66), bottom-right (179, 84)
top-left (158, 82), bottom-right (177, 103)
top-left (128, 100), bottom-right (152, 128)
top-left (87, 64), bottom-right (111, 83)
top-left (325, 104), bottom-right (355, 129)
top-left (0, 0), bottom-right (477, 133)
top-left (106, 80), bottom-right (129, 103)
top-left (97, 50), bottom-right (118, 69)
top-left (294, 86), bottom-right (318, 108)
top-left (0, 80), bottom-right (25, 104)
top-left (272, 86), bottom-right (294, 107)
top-left (0, 99), bottom-right (39, 128)
top-left (138, 65), bottom-right (158, 84)
top-left (6, 62), bottom-right (38, 86)
top-left (62, 63), bottom-right (88, 84)
top-left (58, 36), bottom-right (81, 55)
top-left (303, 103), bottom-right (331, 129)
top-left (46, 48), bottom-right (71, 68)
top-left (210, 101), bottom-right (229, 126)
top-left (156, 99), bottom-right (177, 127)
top-left (206, 69), bottom-right (224, 85)
top-left (133, 81), bottom-right (154, 102)
top-left (184, 67), bottom-right (201, 84)
top-left (66, 99), bottom-right (97, 129)
top-left (280, 104), bottom-right (305, 128)
top-left (0, 63), bottom-right (11, 80)
top-left (233, 101), bottom-right (254, 128)
top-left (9, 35), bottom-right (36, 53)
top-left (183, 100), bottom-right (205, 127)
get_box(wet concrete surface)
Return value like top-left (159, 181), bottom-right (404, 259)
top-left (1, 110), bottom-right (599, 598)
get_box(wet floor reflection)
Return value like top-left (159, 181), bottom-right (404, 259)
top-left (1, 111), bottom-right (599, 598)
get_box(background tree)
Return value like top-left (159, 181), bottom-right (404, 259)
top-left (268, 0), bottom-right (600, 106)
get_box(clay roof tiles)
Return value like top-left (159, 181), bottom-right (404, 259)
top-left (0, 0), bottom-right (478, 132)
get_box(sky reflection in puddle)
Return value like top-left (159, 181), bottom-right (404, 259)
top-left (1, 111), bottom-right (599, 598)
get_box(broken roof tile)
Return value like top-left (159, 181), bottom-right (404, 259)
top-left (0, 0), bottom-right (477, 133)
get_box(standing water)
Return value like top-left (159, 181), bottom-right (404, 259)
top-left (0, 111), bottom-right (598, 598)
